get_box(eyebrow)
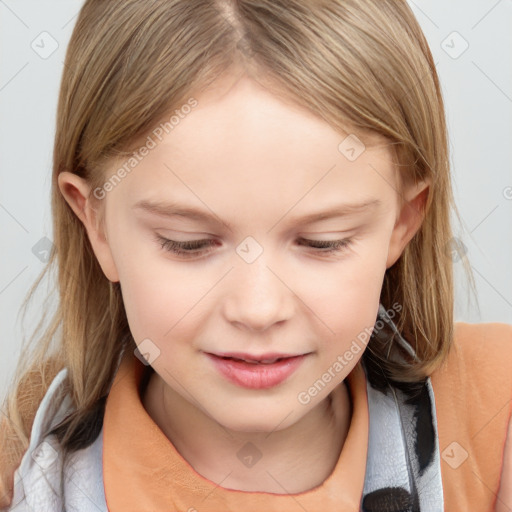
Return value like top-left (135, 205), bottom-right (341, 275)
top-left (133, 198), bottom-right (382, 230)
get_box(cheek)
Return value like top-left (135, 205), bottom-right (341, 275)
top-left (307, 278), bottom-right (382, 348)
top-left (115, 246), bottom-right (210, 349)
top-left (310, 240), bottom-right (388, 305)
top-left (118, 276), bottom-right (165, 343)
top-left (109, 234), bottom-right (175, 338)
top-left (300, 241), bottom-right (389, 353)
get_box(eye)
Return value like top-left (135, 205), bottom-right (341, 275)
top-left (154, 234), bottom-right (217, 258)
top-left (296, 237), bottom-right (353, 255)
top-left (154, 234), bottom-right (353, 259)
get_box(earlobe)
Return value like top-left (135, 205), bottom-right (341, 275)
top-left (386, 180), bottom-right (430, 269)
top-left (57, 171), bottom-right (120, 283)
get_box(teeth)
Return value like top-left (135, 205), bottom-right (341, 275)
top-left (228, 357), bottom-right (282, 364)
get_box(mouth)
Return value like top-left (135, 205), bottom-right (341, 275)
top-left (213, 354), bottom-right (299, 364)
top-left (205, 352), bottom-right (309, 389)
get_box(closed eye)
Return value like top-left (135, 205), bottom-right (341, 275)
top-left (154, 234), bottom-right (353, 259)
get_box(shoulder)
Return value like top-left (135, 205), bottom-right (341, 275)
top-left (457, 321), bottom-right (512, 387)
top-left (430, 322), bottom-right (512, 510)
top-left (453, 320), bottom-right (512, 355)
top-left (431, 320), bottom-right (512, 407)
top-left (6, 369), bottom-right (107, 511)
top-left (430, 320), bottom-right (512, 439)
top-left (434, 321), bottom-right (512, 386)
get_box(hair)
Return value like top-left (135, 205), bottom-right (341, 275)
top-left (0, 0), bottom-right (477, 507)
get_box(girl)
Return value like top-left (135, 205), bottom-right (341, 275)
top-left (1, 1), bottom-right (511, 511)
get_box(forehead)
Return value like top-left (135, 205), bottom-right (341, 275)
top-left (107, 74), bottom-right (399, 217)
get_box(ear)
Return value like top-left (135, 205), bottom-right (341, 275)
top-left (386, 179), bottom-right (430, 269)
top-left (57, 171), bottom-right (120, 283)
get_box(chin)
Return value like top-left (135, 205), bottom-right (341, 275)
top-left (214, 407), bottom-right (302, 434)
top-left (222, 419), bottom-right (286, 434)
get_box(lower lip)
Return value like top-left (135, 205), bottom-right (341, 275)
top-left (206, 353), bottom-right (307, 389)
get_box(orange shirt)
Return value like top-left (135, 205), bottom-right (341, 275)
top-left (102, 322), bottom-right (512, 511)
top-left (430, 321), bottom-right (512, 512)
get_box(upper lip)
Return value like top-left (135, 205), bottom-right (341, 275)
top-left (207, 351), bottom-right (306, 362)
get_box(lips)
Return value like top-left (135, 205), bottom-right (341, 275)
top-left (219, 356), bottom-right (285, 364)
top-left (205, 352), bottom-right (308, 389)
top-left (212, 352), bottom-right (300, 365)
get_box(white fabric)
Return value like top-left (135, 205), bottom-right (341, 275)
top-left (6, 369), bottom-right (106, 512)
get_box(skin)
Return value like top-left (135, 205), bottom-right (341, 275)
top-left (58, 70), bottom-right (431, 494)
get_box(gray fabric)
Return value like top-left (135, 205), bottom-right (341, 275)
top-left (6, 369), bottom-right (106, 512)
top-left (360, 304), bottom-right (444, 511)
top-left (5, 304), bottom-right (444, 511)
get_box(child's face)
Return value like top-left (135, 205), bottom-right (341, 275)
top-left (62, 72), bottom-right (427, 432)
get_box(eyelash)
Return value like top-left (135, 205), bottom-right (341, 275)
top-left (154, 234), bottom-right (353, 259)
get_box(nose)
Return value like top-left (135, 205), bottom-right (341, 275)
top-left (223, 254), bottom-right (294, 332)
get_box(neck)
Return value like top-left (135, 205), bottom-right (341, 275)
top-left (142, 373), bottom-right (353, 494)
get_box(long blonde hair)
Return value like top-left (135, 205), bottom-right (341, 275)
top-left (0, 0), bottom-right (476, 506)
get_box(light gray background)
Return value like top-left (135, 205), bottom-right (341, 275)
top-left (1, 0), bottom-right (511, 401)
